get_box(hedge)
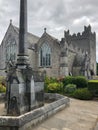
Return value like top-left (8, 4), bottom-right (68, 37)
top-left (65, 84), bottom-right (76, 94)
top-left (63, 76), bottom-right (88, 88)
top-left (72, 88), bottom-right (93, 100)
top-left (63, 76), bottom-right (75, 86)
top-left (74, 76), bottom-right (88, 88)
top-left (88, 80), bottom-right (98, 96)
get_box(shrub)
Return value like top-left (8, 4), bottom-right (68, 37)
top-left (63, 76), bottom-right (88, 89)
top-left (0, 76), bottom-right (6, 87)
top-left (44, 76), bottom-right (57, 92)
top-left (74, 76), bottom-right (88, 88)
top-left (72, 88), bottom-right (93, 100)
top-left (65, 84), bottom-right (77, 94)
top-left (47, 82), bottom-right (63, 93)
top-left (0, 84), bottom-right (6, 93)
top-left (88, 80), bottom-right (98, 96)
top-left (63, 76), bottom-right (75, 87)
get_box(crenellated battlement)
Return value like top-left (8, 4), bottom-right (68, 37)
top-left (64, 25), bottom-right (96, 42)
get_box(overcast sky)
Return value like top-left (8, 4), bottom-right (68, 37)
top-left (0, 0), bottom-right (98, 61)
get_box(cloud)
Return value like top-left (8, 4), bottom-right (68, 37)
top-left (0, 0), bottom-right (98, 61)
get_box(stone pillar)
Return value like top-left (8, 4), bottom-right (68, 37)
top-left (60, 50), bottom-right (68, 76)
top-left (6, 0), bottom-right (44, 116)
top-left (17, 0), bottom-right (29, 66)
top-left (19, 0), bottom-right (27, 54)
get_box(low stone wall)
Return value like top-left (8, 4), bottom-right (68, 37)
top-left (0, 93), bottom-right (70, 130)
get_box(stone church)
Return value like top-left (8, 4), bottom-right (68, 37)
top-left (0, 20), bottom-right (96, 78)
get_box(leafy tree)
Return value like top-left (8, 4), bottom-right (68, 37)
top-left (97, 63), bottom-right (98, 75)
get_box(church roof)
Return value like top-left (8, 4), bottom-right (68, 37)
top-left (47, 33), bottom-right (60, 43)
top-left (13, 25), bottom-right (40, 46)
top-left (0, 22), bottom-right (60, 50)
top-left (39, 30), bottom-right (60, 44)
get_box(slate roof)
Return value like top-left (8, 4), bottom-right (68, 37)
top-left (40, 31), bottom-right (60, 45)
top-left (13, 25), bottom-right (40, 46)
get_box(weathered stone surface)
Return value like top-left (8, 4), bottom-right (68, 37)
top-left (0, 94), bottom-right (70, 130)
top-left (32, 98), bottom-right (98, 130)
top-left (5, 0), bottom-right (45, 116)
top-left (0, 23), bottom-right (96, 78)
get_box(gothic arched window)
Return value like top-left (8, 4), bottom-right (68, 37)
top-left (6, 39), bottom-right (17, 62)
top-left (39, 43), bottom-right (51, 67)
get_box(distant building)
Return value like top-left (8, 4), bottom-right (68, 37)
top-left (0, 21), bottom-right (96, 78)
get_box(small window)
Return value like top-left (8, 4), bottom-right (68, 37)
top-left (39, 43), bottom-right (51, 67)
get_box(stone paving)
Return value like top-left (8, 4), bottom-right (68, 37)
top-left (32, 98), bottom-right (98, 130)
top-left (0, 98), bottom-right (98, 130)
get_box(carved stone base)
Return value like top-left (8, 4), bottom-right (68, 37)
top-left (6, 65), bottom-right (44, 116)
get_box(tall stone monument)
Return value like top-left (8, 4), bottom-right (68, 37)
top-left (6, 0), bottom-right (44, 116)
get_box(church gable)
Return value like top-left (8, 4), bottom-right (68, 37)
top-left (0, 21), bottom-right (19, 70)
top-left (37, 31), bottom-right (60, 51)
top-left (35, 31), bottom-right (62, 77)
top-left (0, 21), bottom-right (18, 48)
top-left (1, 20), bottom-right (40, 51)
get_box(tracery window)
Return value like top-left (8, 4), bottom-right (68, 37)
top-left (39, 43), bottom-right (51, 67)
top-left (6, 39), bottom-right (17, 62)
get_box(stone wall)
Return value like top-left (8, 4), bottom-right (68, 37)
top-left (89, 38), bottom-right (96, 74)
top-left (64, 25), bottom-right (96, 75)
top-left (0, 94), bottom-right (70, 130)
top-left (36, 33), bottom-right (61, 77)
top-left (28, 48), bottom-right (37, 70)
top-left (68, 50), bottom-right (76, 74)
top-left (0, 24), bottom-right (96, 77)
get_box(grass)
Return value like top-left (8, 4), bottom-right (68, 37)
top-left (89, 80), bottom-right (98, 83)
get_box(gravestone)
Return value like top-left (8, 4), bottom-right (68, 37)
top-left (6, 0), bottom-right (44, 116)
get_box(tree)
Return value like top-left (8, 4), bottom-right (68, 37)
top-left (97, 63), bottom-right (98, 75)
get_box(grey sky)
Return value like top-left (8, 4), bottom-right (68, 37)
top-left (0, 0), bottom-right (98, 61)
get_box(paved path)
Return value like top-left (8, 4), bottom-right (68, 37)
top-left (31, 98), bottom-right (98, 130)
top-left (0, 99), bottom-right (98, 130)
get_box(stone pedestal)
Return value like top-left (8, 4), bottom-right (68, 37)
top-left (6, 64), bottom-right (44, 116)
